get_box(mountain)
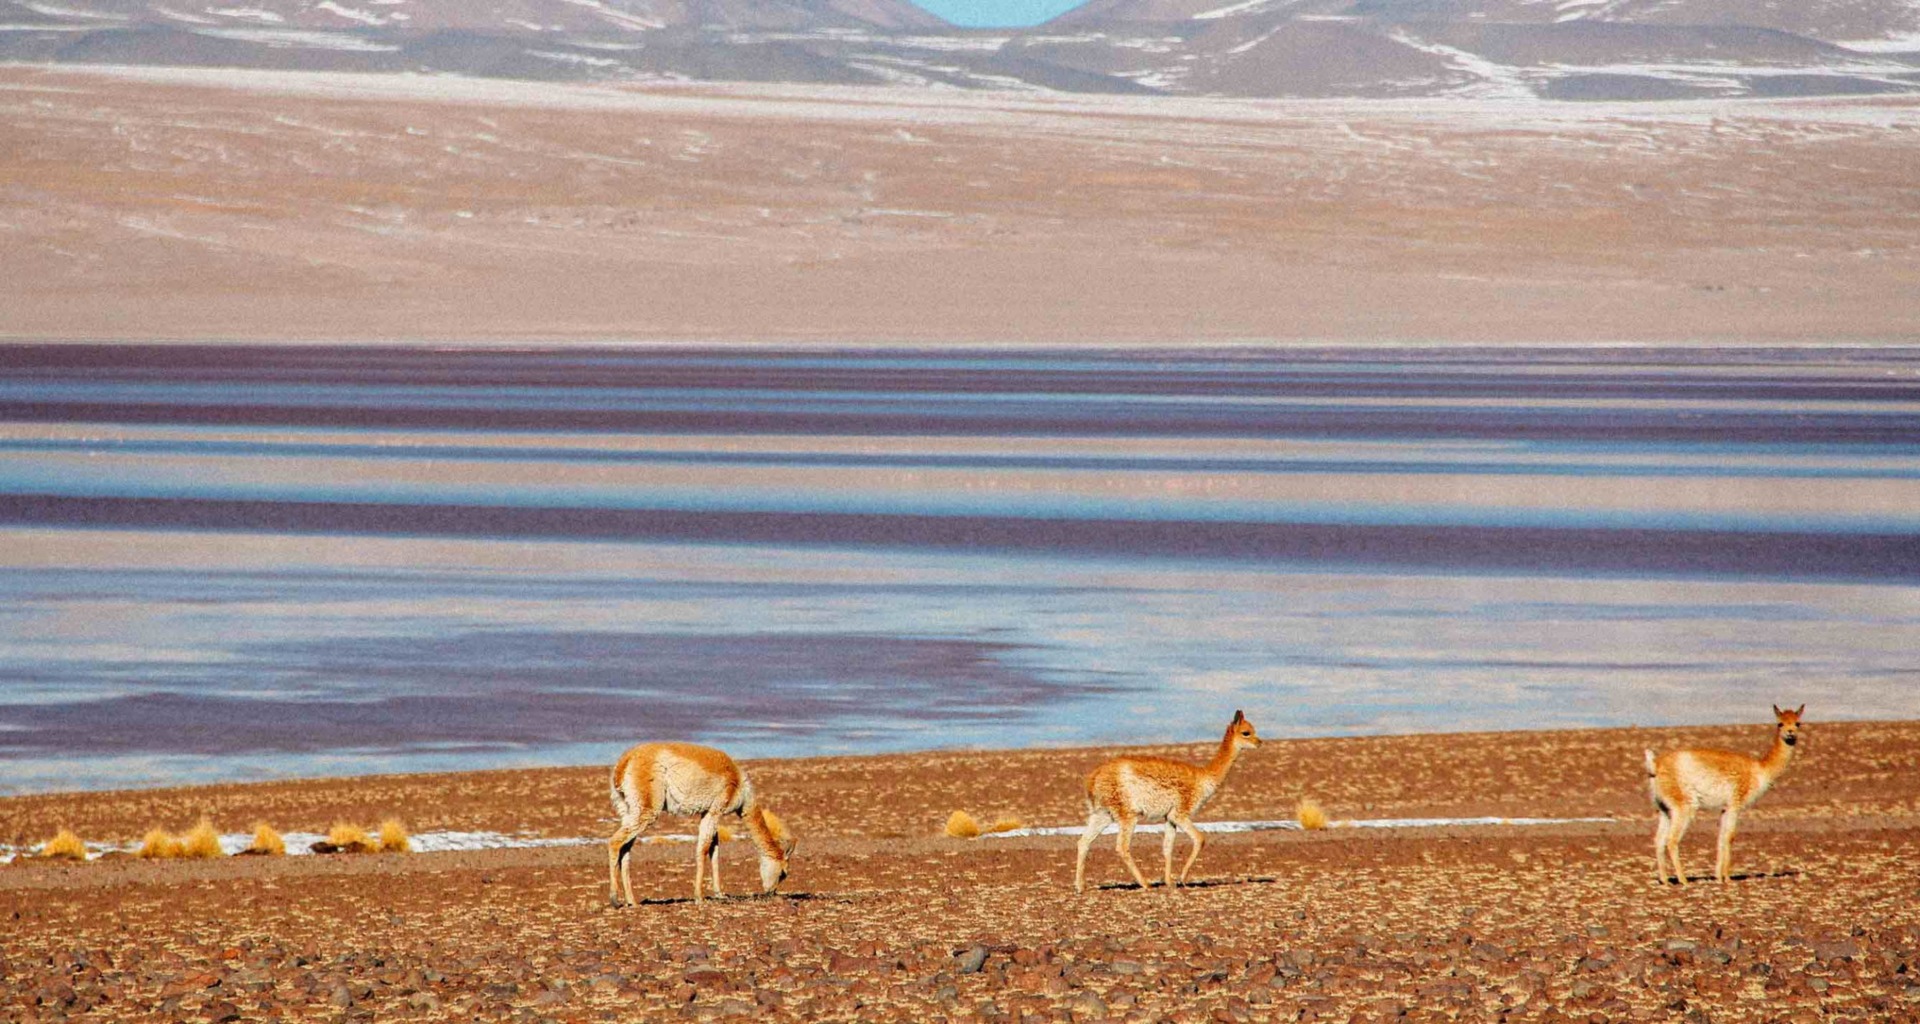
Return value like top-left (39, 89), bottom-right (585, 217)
top-left (3, 0), bottom-right (1917, 97)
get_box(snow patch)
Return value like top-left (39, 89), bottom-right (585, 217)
top-left (21, 2), bottom-right (126, 20)
top-left (1835, 32), bottom-right (1920, 53)
top-left (314, 1), bottom-right (386, 26)
top-left (529, 49), bottom-right (625, 68)
top-left (207, 7), bottom-right (286, 24)
top-left (195, 27), bottom-right (401, 51)
top-left (554, 0), bottom-right (662, 32)
top-left (1388, 29), bottom-right (1539, 100)
top-left (1193, 0), bottom-right (1284, 20)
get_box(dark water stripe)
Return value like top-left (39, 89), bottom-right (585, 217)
top-left (7, 436), bottom-right (1920, 479)
top-left (11, 369), bottom-right (1918, 402)
top-left (7, 494), bottom-right (1917, 581)
top-left (5, 400), bottom-right (1917, 444)
top-left (7, 345), bottom-right (1920, 400)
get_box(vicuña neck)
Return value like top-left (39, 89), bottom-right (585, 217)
top-left (1760, 735), bottom-right (1796, 778)
top-left (1205, 729), bottom-right (1242, 781)
top-left (743, 806), bottom-right (780, 857)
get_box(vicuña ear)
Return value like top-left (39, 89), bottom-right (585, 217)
top-left (1794, 704), bottom-right (1805, 717)
top-left (1773, 704), bottom-right (1784, 718)
top-left (1232, 709), bottom-right (1245, 723)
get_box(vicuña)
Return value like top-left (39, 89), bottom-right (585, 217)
top-left (1646, 704), bottom-right (1804, 885)
top-left (607, 742), bottom-right (796, 906)
top-left (1074, 709), bottom-right (1262, 893)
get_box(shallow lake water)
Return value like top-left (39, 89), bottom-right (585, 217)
top-left (1, 345), bottom-right (1916, 792)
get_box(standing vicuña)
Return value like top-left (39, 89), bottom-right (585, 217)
top-left (1647, 704), bottom-right (1803, 885)
top-left (607, 743), bottom-right (796, 906)
top-left (1074, 709), bottom-right (1262, 893)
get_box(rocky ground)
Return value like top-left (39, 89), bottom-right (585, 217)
top-left (3, 720), bottom-right (1918, 1022)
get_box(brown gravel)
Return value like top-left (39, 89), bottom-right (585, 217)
top-left (3, 720), bottom-right (1918, 1022)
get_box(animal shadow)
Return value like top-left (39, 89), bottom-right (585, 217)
top-left (1660, 868), bottom-right (1801, 885)
top-left (628, 890), bottom-right (861, 907)
top-left (1095, 876), bottom-right (1278, 891)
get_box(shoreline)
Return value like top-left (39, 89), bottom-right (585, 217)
top-left (5, 718), bottom-right (1913, 843)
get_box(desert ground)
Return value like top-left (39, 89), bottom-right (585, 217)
top-left (3, 719), bottom-right (1918, 1022)
top-left (3, 65), bottom-right (1918, 346)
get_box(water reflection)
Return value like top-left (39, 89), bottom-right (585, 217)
top-left (0, 346), bottom-right (1916, 792)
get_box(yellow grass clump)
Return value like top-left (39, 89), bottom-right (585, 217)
top-left (378, 818), bottom-right (412, 854)
top-left (715, 825), bottom-right (736, 844)
top-left (946, 810), bottom-right (1021, 839)
top-left (1297, 797), bottom-right (1330, 831)
top-left (181, 818), bottom-right (225, 859)
top-left (137, 828), bottom-right (185, 859)
top-left (323, 822), bottom-right (377, 854)
top-left (945, 809), bottom-right (982, 839)
top-left (243, 823), bottom-right (286, 857)
top-left (40, 828), bottom-right (88, 861)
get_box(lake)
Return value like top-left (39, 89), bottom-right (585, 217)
top-left (1, 344), bottom-right (1916, 793)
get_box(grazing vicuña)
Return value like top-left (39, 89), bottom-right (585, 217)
top-left (1075, 709), bottom-right (1262, 892)
top-left (606, 742), bottom-right (797, 906)
top-left (1647, 704), bottom-right (1805, 885)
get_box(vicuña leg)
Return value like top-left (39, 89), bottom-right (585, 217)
top-left (1652, 808), bottom-right (1674, 884)
top-left (707, 828), bottom-right (724, 897)
top-left (1666, 803), bottom-right (1696, 886)
top-left (1715, 808), bottom-right (1739, 884)
top-left (692, 813), bottom-right (720, 903)
top-left (1160, 823), bottom-right (1176, 887)
top-left (607, 810), bottom-right (657, 908)
top-left (1172, 813), bottom-right (1205, 884)
top-left (1074, 807), bottom-right (1112, 893)
top-left (1113, 813), bottom-right (1151, 890)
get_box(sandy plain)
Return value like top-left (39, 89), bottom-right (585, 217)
top-left (3, 719), bottom-right (1918, 1022)
top-left (3, 65), bottom-right (1919, 345)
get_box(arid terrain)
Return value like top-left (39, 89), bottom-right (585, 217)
top-left (4, 720), bottom-right (1918, 1022)
top-left (4, 64), bottom-right (1919, 345)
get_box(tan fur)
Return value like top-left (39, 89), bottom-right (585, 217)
top-left (1073, 710), bottom-right (1262, 893)
top-left (606, 742), bottom-right (796, 906)
top-left (1647, 704), bottom-right (1804, 885)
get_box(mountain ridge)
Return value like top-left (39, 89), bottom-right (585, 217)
top-left (2, 0), bottom-right (1917, 98)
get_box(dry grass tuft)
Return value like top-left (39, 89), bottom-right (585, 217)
top-left (39, 828), bottom-right (88, 861)
top-left (137, 828), bottom-right (184, 859)
top-left (243, 823), bottom-right (286, 857)
top-left (945, 809), bottom-right (982, 839)
top-left (716, 825), bottom-right (736, 844)
top-left (181, 818), bottom-right (224, 859)
top-left (985, 816), bottom-right (1024, 834)
top-left (319, 822), bottom-right (377, 854)
top-left (378, 818), bottom-right (412, 854)
top-left (1297, 797), bottom-right (1330, 831)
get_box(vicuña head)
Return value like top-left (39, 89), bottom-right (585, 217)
top-left (1646, 703), bottom-right (1805, 886)
top-left (750, 805), bottom-right (796, 893)
top-left (606, 742), bottom-right (798, 906)
top-left (1227, 708), bottom-right (1261, 751)
top-left (1773, 703), bottom-right (1805, 748)
top-left (1074, 709), bottom-right (1263, 893)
